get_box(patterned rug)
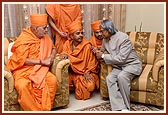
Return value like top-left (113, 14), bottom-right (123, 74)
top-left (78, 102), bottom-right (163, 111)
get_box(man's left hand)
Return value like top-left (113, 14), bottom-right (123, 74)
top-left (96, 51), bottom-right (103, 60)
top-left (84, 72), bottom-right (93, 82)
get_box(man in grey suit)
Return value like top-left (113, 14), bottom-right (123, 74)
top-left (91, 19), bottom-right (142, 111)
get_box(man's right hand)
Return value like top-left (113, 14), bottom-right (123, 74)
top-left (90, 45), bottom-right (104, 60)
top-left (59, 32), bottom-right (68, 38)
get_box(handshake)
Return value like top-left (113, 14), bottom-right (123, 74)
top-left (90, 46), bottom-right (104, 60)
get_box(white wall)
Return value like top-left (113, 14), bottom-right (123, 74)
top-left (125, 3), bottom-right (165, 33)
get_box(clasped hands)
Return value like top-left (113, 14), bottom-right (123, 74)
top-left (40, 55), bottom-right (54, 66)
top-left (90, 46), bottom-right (103, 60)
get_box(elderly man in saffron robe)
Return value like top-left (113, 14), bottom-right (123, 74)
top-left (60, 20), bottom-right (99, 100)
top-left (7, 14), bottom-right (57, 111)
top-left (45, 4), bottom-right (82, 54)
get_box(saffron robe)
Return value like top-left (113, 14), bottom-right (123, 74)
top-left (7, 28), bottom-right (57, 111)
top-left (89, 36), bottom-right (103, 50)
top-left (62, 38), bottom-right (99, 100)
top-left (46, 4), bottom-right (82, 54)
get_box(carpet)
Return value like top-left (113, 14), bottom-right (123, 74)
top-left (78, 102), bottom-right (163, 111)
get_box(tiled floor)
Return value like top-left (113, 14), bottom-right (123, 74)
top-left (54, 90), bottom-right (108, 111)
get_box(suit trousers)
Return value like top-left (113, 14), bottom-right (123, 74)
top-left (106, 68), bottom-right (135, 111)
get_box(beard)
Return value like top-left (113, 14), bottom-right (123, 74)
top-left (96, 35), bottom-right (104, 40)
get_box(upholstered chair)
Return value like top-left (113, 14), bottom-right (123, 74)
top-left (50, 54), bottom-right (70, 109)
top-left (4, 37), bottom-right (70, 111)
top-left (100, 32), bottom-right (164, 107)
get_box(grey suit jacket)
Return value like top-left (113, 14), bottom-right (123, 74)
top-left (100, 31), bottom-right (142, 75)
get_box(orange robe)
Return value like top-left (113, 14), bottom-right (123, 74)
top-left (46, 4), bottom-right (82, 54)
top-left (7, 28), bottom-right (57, 111)
top-left (89, 36), bottom-right (103, 80)
top-left (89, 36), bottom-right (103, 50)
top-left (62, 38), bottom-right (99, 100)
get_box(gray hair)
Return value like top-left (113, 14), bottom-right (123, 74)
top-left (100, 19), bottom-right (118, 35)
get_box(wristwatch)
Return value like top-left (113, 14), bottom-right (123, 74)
top-left (101, 53), bottom-right (104, 58)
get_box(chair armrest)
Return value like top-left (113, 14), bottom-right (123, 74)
top-left (50, 54), bottom-right (70, 82)
top-left (152, 49), bottom-right (164, 81)
top-left (56, 59), bottom-right (70, 82)
top-left (4, 65), bottom-right (14, 93)
top-left (4, 56), bottom-right (8, 65)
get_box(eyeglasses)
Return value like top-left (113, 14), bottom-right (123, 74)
top-left (43, 25), bottom-right (49, 30)
top-left (36, 25), bottom-right (49, 30)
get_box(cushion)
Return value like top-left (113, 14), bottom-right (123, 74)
top-left (127, 32), bottom-right (164, 65)
top-left (8, 42), bottom-right (15, 59)
top-left (131, 64), bottom-right (158, 92)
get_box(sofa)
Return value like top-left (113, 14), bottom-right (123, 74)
top-left (4, 37), bottom-right (70, 111)
top-left (100, 32), bottom-right (164, 107)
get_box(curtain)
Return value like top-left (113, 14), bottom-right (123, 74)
top-left (81, 4), bottom-right (126, 38)
top-left (3, 4), bottom-right (126, 39)
top-left (4, 4), bottom-right (26, 37)
top-left (103, 4), bottom-right (126, 33)
top-left (3, 4), bottom-right (47, 38)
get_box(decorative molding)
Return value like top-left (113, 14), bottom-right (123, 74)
top-left (23, 4), bottom-right (30, 27)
